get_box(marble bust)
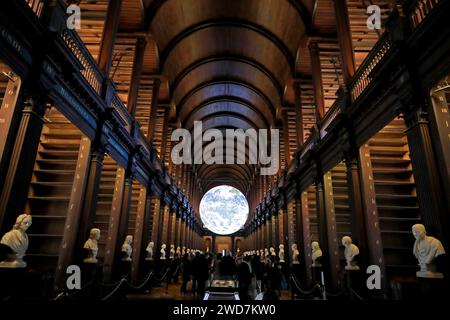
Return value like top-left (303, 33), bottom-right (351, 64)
top-left (176, 246), bottom-right (181, 256)
top-left (311, 241), bottom-right (323, 267)
top-left (181, 246), bottom-right (186, 255)
top-left (169, 244), bottom-right (175, 259)
top-left (145, 241), bottom-right (154, 260)
top-left (160, 243), bottom-right (167, 260)
top-left (269, 247), bottom-right (276, 256)
top-left (264, 248), bottom-right (269, 258)
top-left (278, 244), bottom-right (285, 263)
top-left (121, 235), bottom-right (133, 261)
top-left (342, 236), bottom-right (359, 270)
top-left (0, 213), bottom-right (32, 268)
top-left (291, 244), bottom-right (300, 264)
top-left (412, 224), bottom-right (446, 278)
top-left (83, 228), bottom-right (100, 264)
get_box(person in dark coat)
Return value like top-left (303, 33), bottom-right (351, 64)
top-left (195, 253), bottom-right (210, 298)
top-left (251, 255), bottom-right (264, 293)
top-left (237, 256), bottom-right (253, 300)
top-left (180, 253), bottom-right (192, 295)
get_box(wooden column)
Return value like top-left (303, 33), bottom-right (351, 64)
top-left (345, 157), bottom-right (369, 262)
top-left (131, 186), bottom-right (147, 283)
top-left (273, 212), bottom-right (279, 248)
top-left (293, 80), bottom-right (304, 147)
top-left (97, 0), bottom-right (122, 75)
top-left (0, 95), bottom-right (46, 233)
top-left (277, 208), bottom-right (284, 251)
top-left (169, 212), bottom-right (177, 246)
top-left (77, 146), bottom-right (105, 256)
top-left (334, 0), bottom-right (355, 83)
top-left (300, 190), bottom-right (313, 285)
top-left (358, 144), bottom-right (386, 285)
top-left (54, 136), bottom-right (92, 290)
top-left (429, 91), bottom-right (450, 214)
top-left (126, 37), bottom-right (147, 116)
top-left (159, 107), bottom-right (170, 164)
top-left (116, 174), bottom-right (134, 252)
top-left (180, 219), bottom-right (185, 248)
top-left (282, 109), bottom-right (292, 164)
top-left (404, 107), bottom-right (449, 243)
top-left (174, 214), bottom-right (180, 248)
top-left (157, 202), bottom-right (168, 248)
top-left (261, 225), bottom-right (264, 250)
top-left (267, 216), bottom-right (273, 247)
top-left (150, 196), bottom-right (161, 248)
top-left (320, 172), bottom-right (341, 289)
top-left (0, 72), bottom-right (21, 170)
top-left (309, 41), bottom-right (325, 120)
top-left (147, 80), bottom-right (161, 144)
top-left (103, 167), bottom-right (127, 281)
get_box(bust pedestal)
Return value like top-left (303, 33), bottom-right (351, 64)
top-left (344, 268), bottom-right (364, 300)
top-left (119, 253), bottom-right (132, 278)
top-left (81, 260), bottom-right (103, 299)
top-left (311, 265), bottom-right (323, 285)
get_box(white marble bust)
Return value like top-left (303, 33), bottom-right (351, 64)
top-left (264, 248), bottom-right (269, 258)
top-left (311, 241), bottom-right (323, 267)
top-left (169, 244), bottom-right (175, 259)
top-left (291, 244), bottom-right (300, 264)
top-left (0, 213), bottom-right (32, 268)
top-left (145, 241), bottom-right (154, 260)
top-left (181, 246), bottom-right (186, 255)
top-left (269, 247), bottom-right (276, 256)
top-left (412, 224), bottom-right (446, 278)
top-left (83, 228), bottom-right (100, 264)
top-left (160, 243), bottom-right (167, 260)
top-left (121, 235), bottom-right (133, 261)
top-left (176, 246), bottom-right (181, 256)
top-left (342, 236), bottom-right (359, 270)
top-left (278, 244), bottom-right (285, 263)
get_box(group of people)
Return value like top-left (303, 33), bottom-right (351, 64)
top-left (173, 250), bottom-right (288, 300)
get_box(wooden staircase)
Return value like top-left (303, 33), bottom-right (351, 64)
top-left (24, 108), bottom-right (82, 271)
top-left (368, 118), bottom-right (421, 277)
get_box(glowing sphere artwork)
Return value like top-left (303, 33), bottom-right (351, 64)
top-left (199, 185), bottom-right (249, 235)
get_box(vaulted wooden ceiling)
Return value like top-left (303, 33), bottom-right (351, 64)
top-left (142, 0), bottom-right (315, 195)
top-left (76, 0), bottom-right (388, 210)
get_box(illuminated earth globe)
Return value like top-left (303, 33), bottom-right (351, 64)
top-left (199, 185), bottom-right (249, 235)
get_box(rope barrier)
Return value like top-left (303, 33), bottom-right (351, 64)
top-left (171, 264), bottom-right (181, 278)
top-left (324, 287), bottom-right (348, 297)
top-left (151, 266), bottom-right (170, 283)
top-left (290, 275), bottom-right (321, 295)
top-left (100, 278), bottom-right (127, 301)
top-left (124, 271), bottom-right (154, 290)
top-left (350, 288), bottom-right (364, 301)
top-left (53, 279), bottom-right (96, 300)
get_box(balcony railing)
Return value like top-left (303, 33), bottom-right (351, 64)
top-left (349, 32), bottom-right (393, 102)
top-left (26, 0), bottom-right (45, 17)
top-left (319, 97), bottom-right (343, 139)
top-left (406, 0), bottom-right (441, 29)
top-left (111, 92), bottom-right (132, 130)
top-left (61, 29), bottom-right (103, 95)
